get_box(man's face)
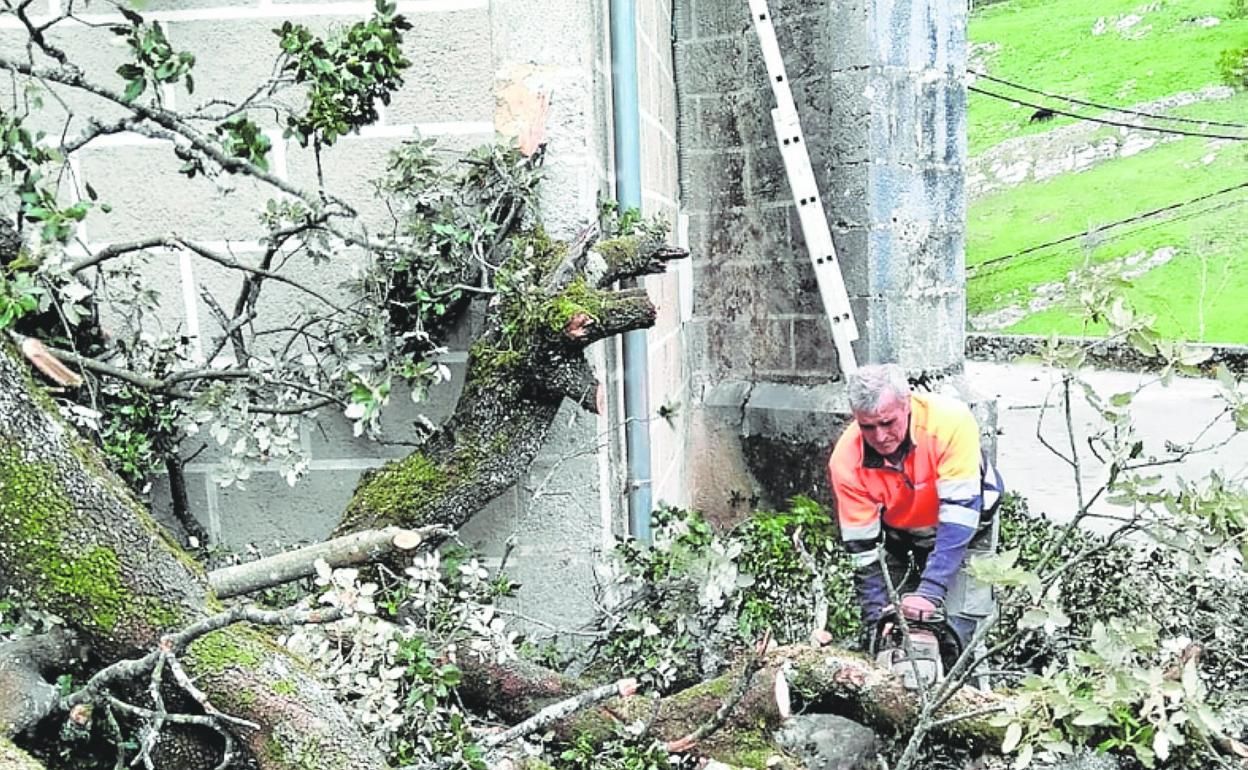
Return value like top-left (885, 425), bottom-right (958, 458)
top-left (854, 392), bottom-right (910, 458)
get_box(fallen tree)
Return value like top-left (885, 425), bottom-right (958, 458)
top-left (0, 4), bottom-right (701, 763)
top-left (0, 341), bottom-right (390, 770)
top-left (3, 2), bottom-right (1247, 769)
top-left (0, 208), bottom-right (699, 770)
top-left (455, 643), bottom-right (1006, 765)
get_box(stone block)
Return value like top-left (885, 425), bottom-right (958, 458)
top-left (700, 317), bottom-right (791, 376)
top-left (387, 7), bottom-right (494, 125)
top-left (694, 260), bottom-right (823, 320)
top-left (191, 249), bottom-right (364, 357)
top-left (165, 18), bottom-right (287, 119)
top-left (788, 213), bottom-right (870, 296)
top-left (743, 380), bottom-right (849, 437)
top-left (212, 468), bottom-right (363, 548)
top-left (745, 144), bottom-right (788, 202)
top-left (792, 315), bottom-right (847, 375)
top-left (682, 150), bottom-right (747, 211)
top-left (863, 222), bottom-right (963, 296)
top-left (691, 0), bottom-right (751, 40)
top-left (770, 12), bottom-right (826, 78)
top-left (799, 73), bottom-right (873, 167)
top-left (686, 205), bottom-right (790, 263)
top-left (537, 153), bottom-right (605, 238)
top-left (692, 88), bottom-right (770, 151)
top-left (866, 165), bottom-right (963, 227)
top-left (818, 162), bottom-right (870, 228)
top-left (872, 76), bottom-right (966, 168)
top-left (496, 64), bottom-right (598, 154)
top-left (490, 0), bottom-right (595, 68)
top-left (738, 381), bottom-right (854, 510)
top-left (78, 143), bottom-right (273, 242)
top-left (819, 0), bottom-right (872, 70)
top-left (89, 251), bottom-right (193, 341)
top-left (675, 36), bottom-right (748, 96)
top-left (859, 291), bottom-right (964, 372)
top-left (872, 0), bottom-right (961, 70)
top-left (285, 134), bottom-right (409, 233)
top-left (1, 25), bottom-right (134, 138)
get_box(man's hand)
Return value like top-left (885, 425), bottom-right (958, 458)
top-left (899, 593), bottom-right (938, 621)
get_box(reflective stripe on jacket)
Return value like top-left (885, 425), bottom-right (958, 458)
top-left (828, 393), bottom-right (998, 614)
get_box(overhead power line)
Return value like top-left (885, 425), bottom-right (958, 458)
top-left (969, 69), bottom-right (1248, 130)
top-left (968, 85), bottom-right (1248, 142)
top-left (968, 180), bottom-right (1248, 276)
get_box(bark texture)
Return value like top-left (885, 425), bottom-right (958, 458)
top-left (457, 645), bottom-right (1006, 766)
top-left (0, 735), bottom-right (46, 770)
top-left (0, 629), bottom-right (79, 737)
top-left (0, 342), bottom-right (387, 770)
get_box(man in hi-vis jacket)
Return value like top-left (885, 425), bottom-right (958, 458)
top-left (828, 363), bottom-right (1004, 648)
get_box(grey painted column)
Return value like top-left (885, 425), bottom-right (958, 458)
top-left (676, 0), bottom-right (975, 517)
top-left (677, 0), bottom-right (968, 382)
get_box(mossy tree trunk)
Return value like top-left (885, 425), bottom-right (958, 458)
top-left (0, 226), bottom-right (687, 769)
top-left (456, 645), bottom-right (1007, 768)
top-left (1, 735), bottom-right (46, 770)
top-left (337, 229), bottom-right (686, 536)
top-left (0, 342), bottom-right (388, 770)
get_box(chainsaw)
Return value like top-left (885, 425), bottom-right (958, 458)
top-left (869, 608), bottom-right (964, 690)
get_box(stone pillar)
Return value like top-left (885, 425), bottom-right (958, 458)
top-left (675, 0), bottom-right (981, 516)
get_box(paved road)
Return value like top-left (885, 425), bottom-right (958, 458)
top-left (967, 360), bottom-right (1248, 527)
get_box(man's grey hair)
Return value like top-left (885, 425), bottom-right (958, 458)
top-left (847, 363), bottom-right (910, 414)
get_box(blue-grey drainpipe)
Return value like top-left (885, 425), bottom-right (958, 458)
top-left (609, 0), bottom-right (652, 542)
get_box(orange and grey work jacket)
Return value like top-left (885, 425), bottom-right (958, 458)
top-left (827, 393), bottom-right (1003, 621)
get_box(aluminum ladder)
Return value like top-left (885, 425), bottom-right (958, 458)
top-left (747, 0), bottom-right (859, 374)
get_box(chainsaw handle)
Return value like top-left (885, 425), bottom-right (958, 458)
top-left (870, 609), bottom-right (949, 655)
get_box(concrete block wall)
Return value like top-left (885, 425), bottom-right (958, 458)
top-left (1, 0), bottom-right (687, 629)
top-left (634, 0), bottom-right (691, 511)
top-left (456, 0), bottom-right (623, 630)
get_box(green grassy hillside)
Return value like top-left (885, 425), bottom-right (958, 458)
top-left (967, 0), bottom-right (1248, 343)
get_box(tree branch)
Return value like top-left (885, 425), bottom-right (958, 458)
top-left (593, 237), bottom-right (688, 288)
top-left (208, 525), bottom-right (446, 598)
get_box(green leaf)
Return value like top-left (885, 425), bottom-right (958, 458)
top-left (1002, 721), bottom-right (1023, 754)
top-left (1216, 363), bottom-right (1237, 394)
top-left (1128, 330), bottom-right (1156, 357)
top-left (122, 78), bottom-right (145, 103)
top-left (1072, 705), bottom-right (1108, 726)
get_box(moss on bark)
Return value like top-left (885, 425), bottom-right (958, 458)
top-left (0, 736), bottom-right (45, 770)
top-left (0, 444), bottom-right (177, 635)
